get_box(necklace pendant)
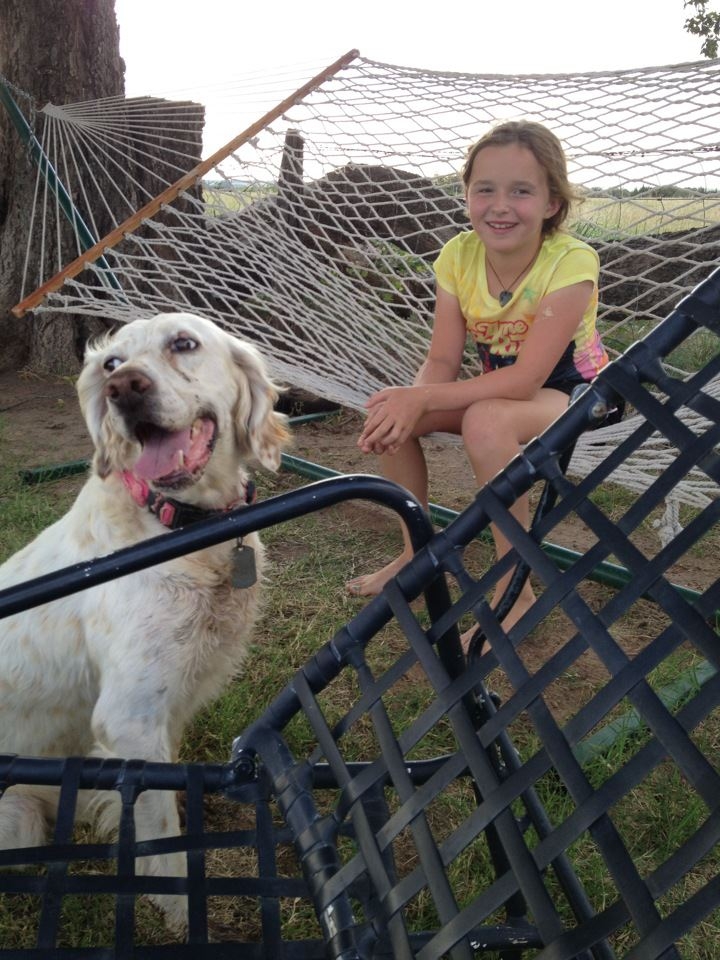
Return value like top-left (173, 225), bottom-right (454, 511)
top-left (498, 290), bottom-right (513, 307)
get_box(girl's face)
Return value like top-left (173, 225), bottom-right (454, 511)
top-left (465, 143), bottom-right (560, 259)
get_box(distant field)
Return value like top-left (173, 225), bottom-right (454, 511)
top-left (203, 182), bottom-right (277, 216)
top-left (204, 181), bottom-right (720, 238)
top-left (570, 195), bottom-right (720, 238)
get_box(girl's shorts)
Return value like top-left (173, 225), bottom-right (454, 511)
top-left (476, 342), bottom-right (588, 397)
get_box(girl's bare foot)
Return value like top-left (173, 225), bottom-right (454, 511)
top-left (460, 624), bottom-right (486, 656)
top-left (346, 552), bottom-right (412, 597)
top-left (460, 584), bottom-right (536, 654)
top-left (495, 583), bottom-right (536, 631)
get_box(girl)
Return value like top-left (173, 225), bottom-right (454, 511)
top-left (346, 120), bottom-right (608, 646)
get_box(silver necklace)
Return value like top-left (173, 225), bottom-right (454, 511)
top-left (486, 248), bottom-right (539, 307)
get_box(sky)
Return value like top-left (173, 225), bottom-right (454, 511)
top-left (114, 0), bottom-right (708, 161)
top-left (115, 0), bottom-right (703, 98)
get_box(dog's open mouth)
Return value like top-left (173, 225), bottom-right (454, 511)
top-left (132, 416), bottom-right (217, 487)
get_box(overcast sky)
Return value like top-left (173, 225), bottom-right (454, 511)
top-left (115, 0), bottom-right (703, 98)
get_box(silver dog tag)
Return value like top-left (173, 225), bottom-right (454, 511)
top-left (231, 541), bottom-right (257, 589)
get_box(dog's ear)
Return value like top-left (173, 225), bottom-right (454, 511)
top-left (228, 337), bottom-right (290, 471)
top-left (77, 336), bottom-right (114, 477)
top-left (77, 334), bottom-right (135, 479)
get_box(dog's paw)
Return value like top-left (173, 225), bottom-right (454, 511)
top-left (137, 848), bottom-right (189, 936)
top-left (0, 791), bottom-right (49, 857)
top-left (175, 790), bottom-right (187, 830)
top-left (150, 892), bottom-right (188, 938)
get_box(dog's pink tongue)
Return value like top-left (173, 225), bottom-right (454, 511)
top-left (133, 427), bottom-right (192, 481)
top-left (133, 418), bottom-right (216, 482)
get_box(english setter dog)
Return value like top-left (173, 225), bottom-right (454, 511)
top-left (0, 312), bottom-right (290, 930)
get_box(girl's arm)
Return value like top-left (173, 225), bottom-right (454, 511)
top-left (358, 287), bottom-right (467, 454)
top-left (359, 279), bottom-right (594, 453)
top-left (413, 287), bottom-right (467, 387)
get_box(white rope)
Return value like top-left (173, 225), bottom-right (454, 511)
top-left (8, 55), bottom-right (720, 512)
top-left (653, 498), bottom-right (684, 548)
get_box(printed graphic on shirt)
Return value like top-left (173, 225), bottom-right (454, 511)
top-left (470, 316), bottom-right (531, 355)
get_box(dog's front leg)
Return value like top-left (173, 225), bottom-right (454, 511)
top-left (90, 683), bottom-right (188, 934)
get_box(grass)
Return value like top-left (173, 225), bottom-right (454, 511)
top-left (0, 466), bottom-right (78, 560)
top-left (571, 195), bottom-right (720, 239)
top-left (202, 181), bottom-right (278, 217)
top-left (1, 423), bottom-right (720, 956)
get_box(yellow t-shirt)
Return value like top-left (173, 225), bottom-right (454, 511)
top-left (434, 230), bottom-right (607, 380)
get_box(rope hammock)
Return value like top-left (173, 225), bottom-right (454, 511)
top-left (5, 51), bottom-right (720, 515)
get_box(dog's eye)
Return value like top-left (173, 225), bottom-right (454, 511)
top-left (103, 356), bottom-right (123, 372)
top-left (172, 336), bottom-right (199, 353)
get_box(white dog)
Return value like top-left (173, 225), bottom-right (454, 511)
top-left (0, 312), bottom-right (289, 929)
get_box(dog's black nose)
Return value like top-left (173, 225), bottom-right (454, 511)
top-left (105, 368), bottom-right (153, 403)
top-left (105, 368), bottom-right (156, 429)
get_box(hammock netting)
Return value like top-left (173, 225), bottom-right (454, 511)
top-left (5, 52), bottom-right (720, 507)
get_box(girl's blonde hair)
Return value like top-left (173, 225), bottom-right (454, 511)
top-left (461, 121), bottom-right (577, 234)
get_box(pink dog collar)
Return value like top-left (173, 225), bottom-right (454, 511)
top-left (119, 471), bottom-right (256, 530)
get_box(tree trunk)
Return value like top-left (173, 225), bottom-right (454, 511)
top-left (0, 0), bottom-right (125, 373)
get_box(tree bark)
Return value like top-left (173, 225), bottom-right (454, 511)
top-left (0, 0), bottom-right (125, 373)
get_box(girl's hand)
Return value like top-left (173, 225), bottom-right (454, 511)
top-left (358, 386), bottom-right (426, 455)
top-left (357, 286), bottom-right (465, 456)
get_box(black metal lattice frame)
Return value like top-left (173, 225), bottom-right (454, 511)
top-left (0, 269), bottom-right (720, 958)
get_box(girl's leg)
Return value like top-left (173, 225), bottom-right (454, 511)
top-left (346, 410), bottom-right (464, 596)
top-left (346, 437), bottom-right (428, 595)
top-left (460, 390), bottom-right (569, 646)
